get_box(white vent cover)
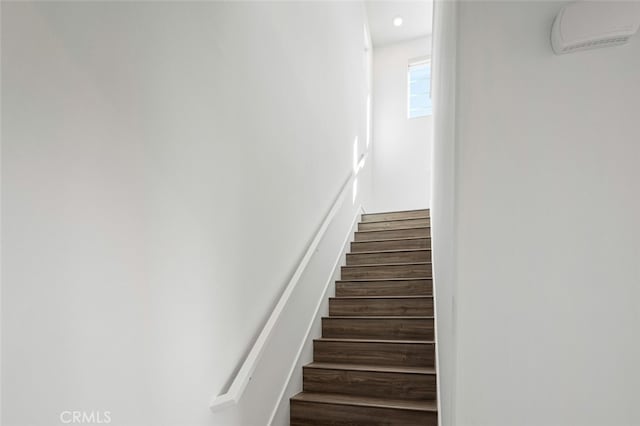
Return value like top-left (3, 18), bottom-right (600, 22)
top-left (551, 1), bottom-right (640, 54)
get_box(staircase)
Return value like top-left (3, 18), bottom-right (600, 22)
top-left (290, 209), bottom-right (437, 426)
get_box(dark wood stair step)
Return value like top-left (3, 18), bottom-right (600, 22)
top-left (341, 262), bottom-right (432, 280)
top-left (329, 296), bottom-right (433, 316)
top-left (290, 392), bottom-right (437, 426)
top-left (361, 209), bottom-right (430, 222)
top-left (346, 249), bottom-right (431, 265)
top-left (355, 227), bottom-right (430, 241)
top-left (322, 316), bottom-right (434, 340)
top-left (336, 278), bottom-right (433, 297)
top-left (314, 338), bottom-right (435, 367)
top-left (358, 217), bottom-right (430, 231)
top-left (351, 237), bottom-right (431, 252)
top-left (305, 361), bottom-right (435, 374)
top-left (302, 362), bottom-right (436, 401)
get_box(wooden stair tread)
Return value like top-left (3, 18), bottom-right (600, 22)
top-left (315, 338), bottom-right (434, 344)
top-left (354, 236), bottom-right (430, 241)
top-left (355, 227), bottom-right (431, 242)
top-left (291, 392), bottom-right (438, 412)
top-left (349, 248), bottom-right (431, 255)
top-left (360, 216), bottom-right (428, 223)
top-left (335, 279), bottom-right (432, 297)
top-left (347, 250), bottom-right (432, 266)
top-left (364, 208), bottom-right (430, 215)
top-left (359, 218), bottom-right (430, 233)
top-left (305, 362), bottom-right (435, 375)
top-left (323, 316), bottom-right (434, 340)
top-left (358, 217), bottom-right (429, 225)
top-left (330, 295), bottom-right (432, 300)
top-left (325, 315), bottom-right (434, 319)
top-left (362, 209), bottom-right (431, 216)
top-left (357, 226), bottom-right (430, 233)
top-left (337, 278), bottom-right (432, 283)
top-left (343, 262), bottom-right (431, 267)
top-left (342, 263), bottom-right (432, 280)
top-left (361, 209), bottom-right (430, 222)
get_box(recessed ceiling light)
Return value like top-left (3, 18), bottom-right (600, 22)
top-left (393, 16), bottom-right (403, 27)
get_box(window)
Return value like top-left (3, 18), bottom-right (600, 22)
top-left (408, 59), bottom-right (432, 118)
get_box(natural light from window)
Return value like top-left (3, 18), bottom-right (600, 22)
top-left (408, 59), bottom-right (432, 119)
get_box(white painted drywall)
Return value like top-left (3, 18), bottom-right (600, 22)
top-left (1, 2), bottom-right (372, 425)
top-left (452, 2), bottom-right (640, 425)
top-left (371, 37), bottom-right (432, 212)
top-left (430, 1), bottom-right (459, 425)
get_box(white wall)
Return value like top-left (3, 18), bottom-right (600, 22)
top-left (430, 1), bottom-right (459, 425)
top-left (371, 37), bottom-right (432, 212)
top-left (452, 2), bottom-right (640, 425)
top-left (1, 2), bottom-right (372, 425)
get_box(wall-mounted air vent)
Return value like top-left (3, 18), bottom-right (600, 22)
top-left (551, 1), bottom-right (640, 55)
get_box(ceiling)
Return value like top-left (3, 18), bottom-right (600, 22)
top-left (366, 1), bottom-right (433, 47)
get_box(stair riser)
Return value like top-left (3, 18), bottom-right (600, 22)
top-left (290, 401), bottom-right (437, 426)
top-left (329, 298), bottom-right (433, 316)
top-left (355, 227), bottom-right (430, 241)
top-left (342, 263), bottom-right (431, 280)
top-left (314, 341), bottom-right (435, 368)
top-left (322, 318), bottom-right (434, 340)
top-left (362, 209), bottom-right (430, 222)
top-left (336, 280), bottom-right (433, 297)
top-left (351, 238), bottom-right (430, 252)
top-left (346, 250), bottom-right (431, 266)
top-left (359, 218), bottom-right (430, 231)
top-left (303, 367), bottom-right (436, 400)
